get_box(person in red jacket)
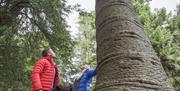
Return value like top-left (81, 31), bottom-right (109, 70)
top-left (31, 48), bottom-right (59, 91)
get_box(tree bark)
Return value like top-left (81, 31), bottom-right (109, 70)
top-left (95, 0), bottom-right (174, 91)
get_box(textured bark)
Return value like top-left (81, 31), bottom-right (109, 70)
top-left (95, 0), bottom-right (175, 91)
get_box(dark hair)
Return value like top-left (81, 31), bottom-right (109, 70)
top-left (42, 49), bottom-right (49, 57)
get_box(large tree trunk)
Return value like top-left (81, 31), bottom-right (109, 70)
top-left (95, 0), bottom-right (174, 91)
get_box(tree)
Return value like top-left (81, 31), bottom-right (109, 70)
top-left (133, 1), bottom-right (180, 90)
top-left (73, 11), bottom-right (96, 66)
top-left (72, 11), bottom-right (97, 90)
top-left (0, 0), bottom-right (74, 90)
top-left (94, 0), bottom-right (174, 90)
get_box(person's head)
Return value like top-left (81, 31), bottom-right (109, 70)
top-left (42, 48), bottom-right (56, 58)
top-left (79, 64), bottom-right (90, 71)
top-left (79, 64), bottom-right (85, 70)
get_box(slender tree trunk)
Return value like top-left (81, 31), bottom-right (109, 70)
top-left (95, 0), bottom-right (174, 91)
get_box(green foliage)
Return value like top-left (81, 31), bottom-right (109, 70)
top-left (73, 11), bottom-right (96, 66)
top-left (75, 11), bottom-right (97, 91)
top-left (0, 0), bottom-right (74, 90)
top-left (60, 11), bottom-right (97, 86)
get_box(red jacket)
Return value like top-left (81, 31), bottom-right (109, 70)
top-left (31, 56), bottom-right (59, 91)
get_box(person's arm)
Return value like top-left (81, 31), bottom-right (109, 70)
top-left (87, 68), bottom-right (96, 78)
top-left (31, 59), bottom-right (45, 91)
top-left (76, 68), bottom-right (87, 81)
top-left (54, 65), bottom-right (59, 86)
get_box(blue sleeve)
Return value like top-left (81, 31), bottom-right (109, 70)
top-left (87, 68), bottom-right (96, 78)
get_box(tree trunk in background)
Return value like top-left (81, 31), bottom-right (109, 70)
top-left (95, 0), bottom-right (174, 91)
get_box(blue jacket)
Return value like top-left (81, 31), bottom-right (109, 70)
top-left (78, 68), bottom-right (96, 91)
